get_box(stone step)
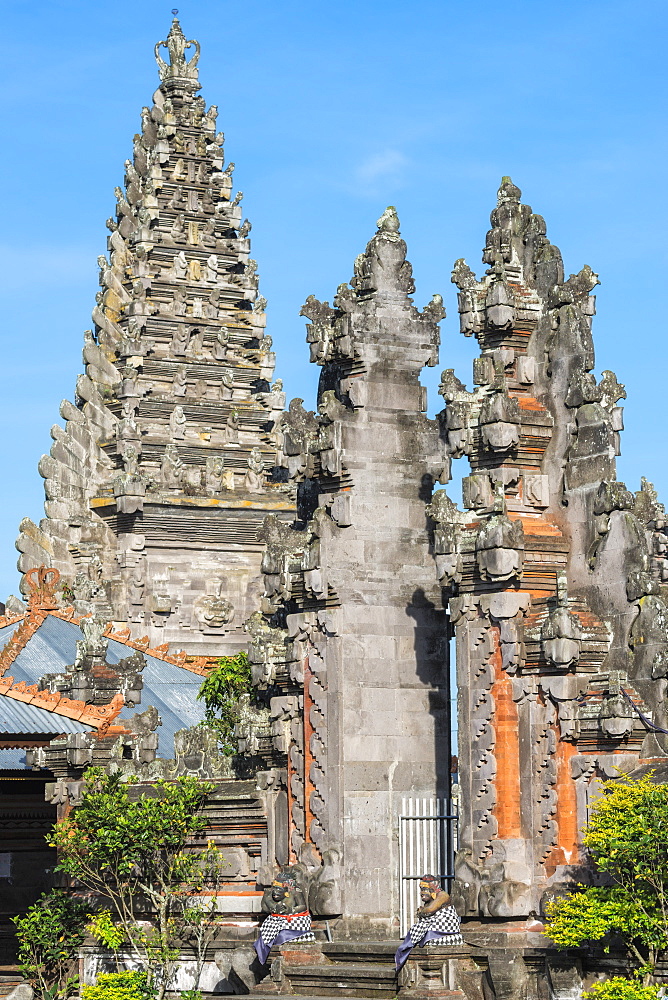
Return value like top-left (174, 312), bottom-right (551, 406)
top-left (280, 961), bottom-right (397, 998)
top-left (0, 977), bottom-right (24, 999)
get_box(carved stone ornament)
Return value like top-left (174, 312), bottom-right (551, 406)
top-left (479, 388), bottom-right (521, 453)
top-left (155, 17), bottom-right (200, 84)
top-left (475, 512), bottom-right (524, 582)
top-left (425, 489), bottom-right (464, 586)
top-left (540, 575), bottom-right (582, 670)
top-left (194, 592), bottom-right (235, 630)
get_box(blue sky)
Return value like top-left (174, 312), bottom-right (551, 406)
top-left (0, 0), bottom-right (666, 601)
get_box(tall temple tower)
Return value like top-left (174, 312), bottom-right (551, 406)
top-left (14, 17), bottom-right (293, 654)
top-left (245, 208), bottom-right (450, 936)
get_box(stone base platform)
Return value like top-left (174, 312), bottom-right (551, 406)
top-left (247, 941), bottom-right (487, 999)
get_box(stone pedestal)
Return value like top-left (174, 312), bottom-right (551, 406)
top-left (398, 947), bottom-right (486, 1000)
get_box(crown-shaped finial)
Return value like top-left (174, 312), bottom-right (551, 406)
top-left (155, 16), bottom-right (201, 83)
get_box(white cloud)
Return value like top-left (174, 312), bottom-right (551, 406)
top-left (354, 149), bottom-right (410, 193)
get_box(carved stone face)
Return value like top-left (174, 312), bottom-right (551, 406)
top-left (271, 885), bottom-right (287, 903)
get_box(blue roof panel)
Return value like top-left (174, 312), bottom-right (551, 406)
top-left (0, 615), bottom-right (206, 758)
top-left (0, 747), bottom-right (29, 770)
top-left (0, 696), bottom-right (93, 734)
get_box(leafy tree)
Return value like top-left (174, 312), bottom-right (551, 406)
top-left (48, 769), bottom-right (226, 1000)
top-left (545, 773), bottom-right (668, 986)
top-left (197, 652), bottom-right (252, 754)
top-left (12, 889), bottom-right (90, 999)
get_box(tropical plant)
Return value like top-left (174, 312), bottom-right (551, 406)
top-left (48, 768), bottom-right (226, 1000)
top-left (545, 773), bottom-right (668, 987)
top-left (81, 970), bottom-right (155, 1000)
top-left (584, 974), bottom-right (662, 1000)
top-left (88, 910), bottom-right (126, 971)
top-left (12, 889), bottom-right (90, 999)
top-left (197, 651), bottom-right (252, 754)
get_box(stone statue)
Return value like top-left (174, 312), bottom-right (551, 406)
top-left (244, 447), bottom-right (264, 493)
top-left (172, 367), bottom-right (187, 396)
top-left (203, 104), bottom-right (218, 131)
top-left (220, 369), bottom-right (234, 400)
top-left (170, 213), bottom-right (185, 240)
top-left (205, 254), bottom-right (219, 282)
top-left (170, 250), bottom-right (188, 280)
top-left (213, 327), bottom-right (231, 359)
top-left (116, 412), bottom-right (140, 444)
top-left (170, 405), bottom-right (187, 440)
top-left (161, 444), bottom-right (183, 489)
top-left (172, 287), bottom-right (187, 316)
top-left (169, 186), bottom-right (184, 210)
top-left (171, 324), bottom-right (190, 356)
top-left (205, 455), bottom-right (225, 495)
top-left (254, 867), bottom-right (315, 965)
top-left (225, 409), bottom-right (240, 444)
top-left (202, 218), bottom-right (217, 248)
top-left (122, 445), bottom-right (139, 476)
top-left (205, 287), bottom-right (222, 319)
top-left (395, 874), bottom-right (464, 971)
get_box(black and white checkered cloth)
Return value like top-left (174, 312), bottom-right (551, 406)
top-left (259, 911), bottom-right (315, 948)
top-left (406, 905), bottom-right (464, 948)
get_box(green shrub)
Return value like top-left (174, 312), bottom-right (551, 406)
top-left (81, 970), bottom-right (155, 1000)
top-left (584, 975), bottom-right (662, 1000)
top-left (12, 889), bottom-right (89, 999)
top-left (197, 652), bottom-right (252, 754)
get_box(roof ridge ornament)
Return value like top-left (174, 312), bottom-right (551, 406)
top-left (155, 14), bottom-right (200, 85)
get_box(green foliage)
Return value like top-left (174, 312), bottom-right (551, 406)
top-left (81, 971), bottom-right (155, 1000)
top-left (12, 889), bottom-right (89, 999)
top-left (197, 652), bottom-right (251, 754)
top-left (584, 975), bottom-right (662, 1000)
top-left (544, 773), bottom-right (668, 986)
top-left (48, 768), bottom-right (224, 1000)
top-left (544, 887), bottom-right (665, 952)
top-left (88, 910), bottom-right (126, 956)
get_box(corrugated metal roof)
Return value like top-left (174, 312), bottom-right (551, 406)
top-left (0, 747), bottom-right (29, 770)
top-left (0, 696), bottom-right (94, 734)
top-left (0, 620), bottom-right (19, 646)
top-left (0, 615), bottom-right (206, 758)
top-left (109, 636), bottom-right (206, 759)
top-left (8, 614), bottom-right (84, 685)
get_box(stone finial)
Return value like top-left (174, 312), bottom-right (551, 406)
top-left (376, 205), bottom-right (401, 235)
top-left (155, 16), bottom-right (201, 85)
top-left (497, 176), bottom-right (522, 204)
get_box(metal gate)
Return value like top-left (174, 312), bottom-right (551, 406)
top-left (399, 797), bottom-right (458, 936)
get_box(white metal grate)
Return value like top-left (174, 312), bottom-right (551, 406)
top-left (398, 796), bottom-right (458, 936)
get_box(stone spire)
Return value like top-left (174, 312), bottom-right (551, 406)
top-left (242, 208), bottom-right (449, 931)
top-left (440, 177), bottom-right (663, 985)
top-left (15, 19), bottom-right (293, 654)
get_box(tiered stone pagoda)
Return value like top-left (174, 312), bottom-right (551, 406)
top-left (14, 17), bottom-right (293, 654)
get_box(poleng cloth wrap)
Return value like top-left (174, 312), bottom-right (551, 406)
top-left (395, 904), bottom-right (464, 970)
top-left (254, 910), bottom-right (315, 964)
